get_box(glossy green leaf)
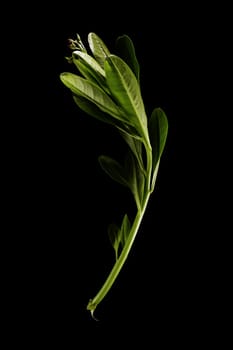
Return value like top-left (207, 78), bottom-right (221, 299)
top-left (115, 34), bottom-right (140, 82)
top-left (60, 72), bottom-right (125, 122)
top-left (88, 32), bottom-right (111, 68)
top-left (104, 55), bottom-right (149, 142)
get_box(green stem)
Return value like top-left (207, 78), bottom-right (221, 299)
top-left (143, 139), bottom-right (153, 194)
top-left (87, 191), bottom-right (151, 317)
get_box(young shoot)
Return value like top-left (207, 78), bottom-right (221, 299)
top-left (60, 32), bottom-right (168, 319)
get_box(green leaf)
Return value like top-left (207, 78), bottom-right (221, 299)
top-left (60, 72), bottom-right (125, 122)
top-left (119, 131), bottom-right (145, 172)
top-left (72, 94), bottom-right (115, 124)
top-left (98, 155), bottom-right (129, 188)
top-left (115, 122), bottom-right (142, 141)
top-left (124, 151), bottom-right (145, 210)
top-left (108, 214), bottom-right (131, 261)
top-left (149, 107), bottom-right (168, 190)
top-left (120, 214), bottom-right (131, 246)
top-left (72, 95), bottom-right (142, 140)
top-left (72, 57), bottom-right (109, 94)
top-left (72, 51), bottom-right (105, 77)
top-left (104, 55), bottom-right (149, 143)
top-left (108, 223), bottom-right (121, 260)
top-left (115, 34), bottom-right (140, 82)
top-left (99, 151), bottom-right (145, 210)
top-left (88, 32), bottom-right (111, 68)
top-left (135, 162), bottom-right (146, 207)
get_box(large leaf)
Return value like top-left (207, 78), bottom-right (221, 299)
top-left (72, 94), bottom-right (115, 125)
top-left (60, 72), bottom-right (127, 123)
top-left (115, 34), bottom-right (140, 82)
top-left (88, 32), bottom-right (111, 68)
top-left (149, 108), bottom-right (168, 190)
top-left (73, 95), bottom-right (142, 140)
top-left (104, 55), bottom-right (149, 142)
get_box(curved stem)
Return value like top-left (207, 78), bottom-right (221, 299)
top-left (87, 191), bottom-right (151, 316)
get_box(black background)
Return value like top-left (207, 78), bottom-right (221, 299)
top-left (4, 2), bottom-right (226, 347)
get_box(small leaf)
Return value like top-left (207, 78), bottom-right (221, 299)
top-left (115, 34), bottom-right (140, 82)
top-left (119, 131), bottom-right (145, 172)
top-left (108, 223), bottom-right (120, 260)
top-left (124, 151), bottom-right (145, 210)
top-left (136, 164), bottom-right (145, 207)
top-left (72, 51), bottom-right (105, 77)
top-left (88, 32), bottom-right (111, 68)
top-left (120, 214), bottom-right (131, 246)
top-left (149, 108), bottom-right (168, 190)
top-left (98, 155), bottom-right (129, 188)
top-left (108, 214), bottom-right (131, 260)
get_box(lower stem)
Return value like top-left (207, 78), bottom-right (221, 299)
top-left (87, 191), bottom-right (151, 317)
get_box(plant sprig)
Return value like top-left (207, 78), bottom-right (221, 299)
top-left (60, 32), bottom-right (168, 319)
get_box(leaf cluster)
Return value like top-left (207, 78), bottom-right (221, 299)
top-left (60, 32), bottom-right (168, 260)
